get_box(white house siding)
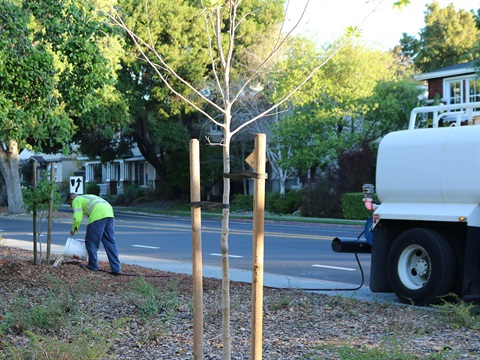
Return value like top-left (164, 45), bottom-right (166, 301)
top-left (19, 149), bottom-right (79, 186)
top-left (83, 149), bottom-right (158, 196)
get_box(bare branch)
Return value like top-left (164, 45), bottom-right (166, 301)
top-left (108, 7), bottom-right (225, 128)
top-left (199, 3), bottom-right (226, 103)
top-left (231, 0), bottom-right (386, 137)
top-left (205, 135), bottom-right (224, 146)
top-left (277, 0), bottom-right (310, 47)
top-left (229, 0), bottom-right (306, 107)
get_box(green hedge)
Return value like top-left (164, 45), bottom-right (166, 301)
top-left (341, 192), bottom-right (378, 220)
top-left (85, 182), bottom-right (100, 196)
top-left (266, 191), bottom-right (303, 214)
top-left (231, 191), bottom-right (303, 215)
top-left (231, 194), bottom-right (253, 211)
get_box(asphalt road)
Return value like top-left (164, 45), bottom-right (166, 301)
top-left (1, 211), bottom-right (371, 286)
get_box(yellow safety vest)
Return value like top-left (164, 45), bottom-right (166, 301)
top-left (71, 195), bottom-right (114, 233)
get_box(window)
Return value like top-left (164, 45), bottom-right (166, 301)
top-left (444, 76), bottom-right (480, 105)
top-left (446, 79), bottom-right (462, 104)
top-left (468, 78), bottom-right (480, 104)
top-left (48, 163), bottom-right (58, 182)
top-left (137, 162), bottom-right (147, 187)
top-left (210, 123), bottom-right (222, 133)
top-left (111, 163), bottom-right (120, 181)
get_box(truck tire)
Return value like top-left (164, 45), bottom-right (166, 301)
top-left (387, 228), bottom-right (456, 306)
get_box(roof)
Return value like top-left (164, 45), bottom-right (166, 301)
top-left (414, 60), bottom-right (479, 81)
top-left (27, 156), bottom-right (48, 164)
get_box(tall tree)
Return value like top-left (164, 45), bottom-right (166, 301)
top-left (400, 1), bottom-right (480, 72)
top-left (269, 39), bottom-right (400, 180)
top-left (363, 77), bottom-right (424, 138)
top-left (114, 0), bottom-right (210, 192)
top-left (0, 1), bottom-right (65, 214)
top-left (0, 0), bottom-right (119, 214)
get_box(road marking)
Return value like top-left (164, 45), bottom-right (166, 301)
top-left (210, 253), bottom-right (243, 258)
top-left (132, 245), bottom-right (160, 249)
top-left (312, 264), bottom-right (356, 271)
top-left (112, 223), bottom-right (337, 241)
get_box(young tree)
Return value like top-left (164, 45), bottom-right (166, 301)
top-left (22, 169), bottom-right (62, 264)
top-left (108, 1), bottom-right (411, 358)
top-left (114, 0), bottom-right (287, 194)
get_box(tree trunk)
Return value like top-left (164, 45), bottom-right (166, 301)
top-left (221, 125), bottom-right (232, 360)
top-left (266, 147), bottom-right (288, 197)
top-left (132, 123), bottom-right (169, 186)
top-left (0, 172), bottom-right (7, 206)
top-left (0, 140), bottom-right (25, 214)
top-left (279, 173), bottom-right (286, 196)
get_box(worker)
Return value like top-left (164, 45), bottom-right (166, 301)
top-left (66, 193), bottom-right (121, 275)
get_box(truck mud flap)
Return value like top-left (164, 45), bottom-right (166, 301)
top-left (462, 226), bottom-right (480, 299)
top-left (369, 226), bottom-right (391, 293)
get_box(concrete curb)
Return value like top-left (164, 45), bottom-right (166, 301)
top-left (3, 238), bottom-right (399, 304)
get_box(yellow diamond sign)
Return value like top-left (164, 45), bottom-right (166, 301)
top-left (245, 151), bottom-right (268, 169)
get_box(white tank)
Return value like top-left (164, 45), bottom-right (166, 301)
top-left (376, 125), bottom-right (480, 204)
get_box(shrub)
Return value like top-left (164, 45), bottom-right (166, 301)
top-left (231, 194), bottom-right (253, 211)
top-left (122, 185), bottom-right (147, 205)
top-left (85, 181), bottom-right (100, 196)
top-left (433, 295), bottom-right (480, 330)
top-left (266, 190), bottom-right (303, 214)
top-left (232, 191), bottom-right (303, 215)
top-left (300, 180), bottom-right (342, 218)
top-left (341, 192), bottom-right (373, 220)
top-left (0, 277), bottom-right (86, 335)
top-left (128, 277), bottom-right (180, 320)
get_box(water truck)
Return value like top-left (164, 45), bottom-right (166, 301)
top-left (332, 102), bottom-right (480, 305)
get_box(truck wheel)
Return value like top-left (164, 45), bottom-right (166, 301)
top-left (387, 228), bottom-right (456, 306)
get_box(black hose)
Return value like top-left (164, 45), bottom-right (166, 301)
top-left (290, 251), bottom-right (364, 292)
top-left (289, 230), bottom-right (366, 292)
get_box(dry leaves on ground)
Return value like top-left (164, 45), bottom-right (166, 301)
top-left (1, 246), bottom-right (480, 359)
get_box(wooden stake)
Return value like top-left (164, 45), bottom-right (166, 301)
top-left (32, 161), bottom-right (37, 265)
top-left (190, 139), bottom-right (204, 359)
top-left (46, 162), bottom-right (54, 264)
top-left (251, 133), bottom-right (266, 359)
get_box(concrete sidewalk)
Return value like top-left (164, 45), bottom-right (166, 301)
top-left (3, 238), bottom-right (399, 304)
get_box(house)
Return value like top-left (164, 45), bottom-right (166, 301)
top-left (82, 143), bottom-right (299, 198)
top-left (19, 149), bottom-right (78, 189)
top-left (82, 146), bottom-right (157, 196)
top-left (415, 60), bottom-right (480, 105)
top-left (20, 146), bottom-right (156, 197)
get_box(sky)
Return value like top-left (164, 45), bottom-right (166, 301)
top-left (284, 0), bottom-right (478, 50)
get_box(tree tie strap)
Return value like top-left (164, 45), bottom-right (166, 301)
top-left (223, 171), bottom-right (268, 180)
top-left (190, 201), bottom-right (230, 209)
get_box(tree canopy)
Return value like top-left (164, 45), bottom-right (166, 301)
top-left (267, 38), bottom-right (412, 179)
top-left (400, 1), bottom-right (480, 72)
top-left (0, 0), bottom-right (121, 213)
top-left (113, 0), bottom-right (285, 194)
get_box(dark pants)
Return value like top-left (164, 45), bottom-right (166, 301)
top-left (85, 217), bottom-right (121, 273)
